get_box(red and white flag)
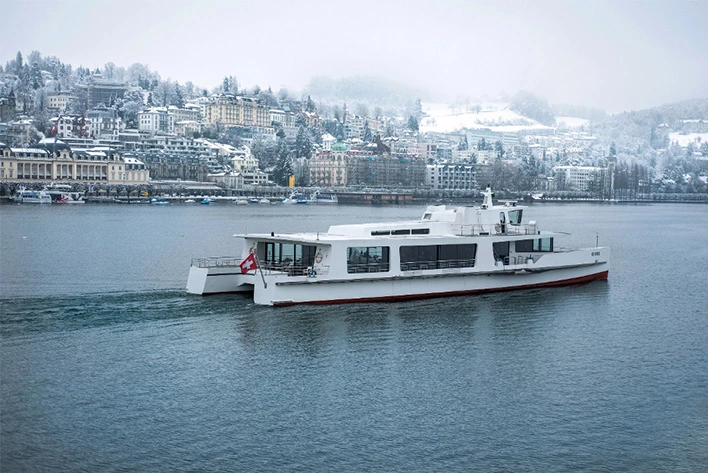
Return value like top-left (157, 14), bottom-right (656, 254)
top-left (239, 253), bottom-right (257, 274)
top-left (51, 115), bottom-right (61, 135)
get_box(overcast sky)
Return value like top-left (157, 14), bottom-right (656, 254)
top-left (2, 0), bottom-right (706, 113)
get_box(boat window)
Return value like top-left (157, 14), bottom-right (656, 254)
top-left (400, 244), bottom-right (477, 271)
top-left (514, 238), bottom-right (553, 253)
top-left (493, 241), bottom-right (510, 260)
top-left (499, 212), bottom-right (506, 223)
top-left (515, 239), bottom-right (534, 252)
top-left (347, 246), bottom-right (390, 273)
top-left (262, 242), bottom-right (318, 270)
top-left (508, 209), bottom-right (523, 225)
top-left (411, 228), bottom-right (430, 235)
top-left (392, 229), bottom-right (411, 235)
top-left (423, 213), bottom-right (432, 220)
top-left (371, 230), bottom-right (391, 236)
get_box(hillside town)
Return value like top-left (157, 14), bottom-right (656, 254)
top-left (1, 51), bottom-right (707, 202)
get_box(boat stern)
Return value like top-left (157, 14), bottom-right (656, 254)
top-left (186, 257), bottom-right (254, 295)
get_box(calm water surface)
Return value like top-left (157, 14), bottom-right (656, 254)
top-left (1, 202), bottom-right (707, 472)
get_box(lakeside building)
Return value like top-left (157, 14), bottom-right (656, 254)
top-left (347, 154), bottom-right (426, 188)
top-left (426, 163), bottom-right (477, 190)
top-left (86, 106), bottom-right (124, 140)
top-left (204, 95), bottom-right (272, 131)
top-left (75, 73), bottom-right (127, 109)
top-left (168, 105), bottom-right (202, 123)
top-left (0, 95), bottom-right (17, 122)
top-left (123, 150), bottom-right (205, 182)
top-left (138, 107), bottom-right (174, 135)
top-left (0, 142), bottom-right (148, 184)
top-left (46, 92), bottom-right (73, 112)
top-left (308, 144), bottom-right (349, 187)
top-left (552, 165), bottom-right (606, 191)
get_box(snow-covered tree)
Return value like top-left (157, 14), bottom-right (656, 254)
top-left (273, 137), bottom-right (293, 185)
top-left (295, 126), bottom-right (312, 159)
top-left (407, 115), bottom-right (419, 132)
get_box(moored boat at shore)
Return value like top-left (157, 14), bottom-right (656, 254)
top-left (44, 184), bottom-right (85, 204)
top-left (187, 186), bottom-right (610, 306)
top-left (11, 187), bottom-right (52, 204)
top-left (282, 190), bottom-right (338, 205)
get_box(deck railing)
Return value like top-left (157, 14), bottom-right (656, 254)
top-left (190, 256), bottom-right (241, 268)
top-left (191, 257), bottom-right (330, 276)
top-left (455, 223), bottom-right (538, 236)
top-left (400, 258), bottom-right (476, 271)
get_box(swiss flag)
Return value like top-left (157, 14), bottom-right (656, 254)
top-left (51, 115), bottom-right (62, 135)
top-left (239, 253), bottom-right (257, 274)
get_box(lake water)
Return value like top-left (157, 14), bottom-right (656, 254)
top-left (1, 201), bottom-right (707, 472)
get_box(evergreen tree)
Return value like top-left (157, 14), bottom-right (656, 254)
top-left (30, 61), bottom-right (43, 89)
top-left (14, 51), bottom-right (23, 76)
top-left (458, 135), bottom-right (468, 151)
top-left (295, 126), bottom-right (313, 159)
top-left (609, 142), bottom-right (617, 159)
top-left (147, 93), bottom-right (154, 107)
top-left (174, 82), bottom-right (184, 108)
top-left (295, 113), bottom-right (306, 128)
top-left (363, 121), bottom-right (372, 143)
top-left (273, 137), bottom-right (293, 185)
top-left (414, 98), bottom-right (423, 119)
top-left (305, 95), bottom-right (316, 112)
top-left (477, 138), bottom-right (487, 151)
top-left (407, 115), bottom-right (419, 132)
top-left (384, 120), bottom-right (395, 137)
top-left (495, 140), bottom-right (505, 159)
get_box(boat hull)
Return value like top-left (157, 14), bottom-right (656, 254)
top-left (250, 262), bottom-right (609, 306)
top-left (186, 266), bottom-right (253, 295)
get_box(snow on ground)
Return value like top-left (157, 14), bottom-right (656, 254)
top-left (420, 102), bottom-right (554, 134)
top-left (668, 132), bottom-right (708, 147)
top-left (555, 116), bottom-right (589, 128)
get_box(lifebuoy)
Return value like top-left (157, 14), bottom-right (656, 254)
top-left (495, 224), bottom-right (501, 232)
top-left (315, 251), bottom-right (323, 263)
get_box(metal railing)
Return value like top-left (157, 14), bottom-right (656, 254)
top-left (400, 259), bottom-right (476, 271)
top-left (455, 224), bottom-right (538, 236)
top-left (190, 256), bottom-right (241, 268)
top-left (496, 255), bottom-right (537, 266)
top-left (346, 262), bottom-right (391, 274)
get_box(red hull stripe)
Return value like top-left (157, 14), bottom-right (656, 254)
top-left (272, 270), bottom-right (609, 307)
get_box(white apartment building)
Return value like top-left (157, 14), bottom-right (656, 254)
top-left (427, 164), bottom-right (477, 190)
top-left (553, 165), bottom-right (605, 191)
top-left (47, 92), bottom-right (73, 111)
top-left (138, 108), bottom-right (174, 134)
top-left (168, 105), bottom-right (202, 123)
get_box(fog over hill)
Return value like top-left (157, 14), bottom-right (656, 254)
top-left (304, 75), bottom-right (430, 111)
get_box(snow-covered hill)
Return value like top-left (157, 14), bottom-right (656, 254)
top-left (419, 102), bottom-right (554, 133)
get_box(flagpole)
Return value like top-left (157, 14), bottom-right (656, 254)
top-left (253, 253), bottom-right (267, 289)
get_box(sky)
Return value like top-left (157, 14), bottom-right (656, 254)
top-left (2, 0), bottom-right (707, 114)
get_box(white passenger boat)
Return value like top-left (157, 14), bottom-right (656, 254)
top-left (11, 187), bottom-right (52, 204)
top-left (282, 190), bottom-right (338, 205)
top-left (187, 187), bottom-right (610, 306)
top-left (44, 184), bottom-right (85, 204)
